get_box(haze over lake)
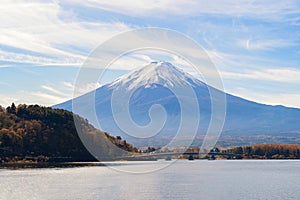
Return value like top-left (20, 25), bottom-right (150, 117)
top-left (1, 160), bottom-right (299, 200)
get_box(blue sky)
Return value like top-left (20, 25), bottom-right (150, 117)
top-left (1, 0), bottom-right (300, 108)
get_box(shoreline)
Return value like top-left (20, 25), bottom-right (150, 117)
top-left (1, 158), bottom-right (300, 169)
top-left (0, 161), bottom-right (105, 169)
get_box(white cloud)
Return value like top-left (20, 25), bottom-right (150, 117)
top-left (41, 85), bottom-right (69, 96)
top-left (0, 96), bottom-right (19, 107)
top-left (0, 50), bottom-right (84, 66)
top-left (0, 82), bottom-right (74, 107)
top-left (63, 81), bottom-right (75, 90)
top-left (76, 82), bottom-right (101, 95)
top-left (0, 91), bottom-right (65, 107)
top-left (0, 0), bottom-right (299, 109)
top-left (0, 0), bottom-right (131, 65)
top-left (221, 68), bottom-right (300, 83)
top-left (228, 89), bottom-right (300, 109)
top-left (238, 39), bottom-right (296, 50)
top-left (107, 53), bottom-right (153, 71)
top-left (31, 91), bottom-right (67, 104)
top-left (69, 0), bottom-right (300, 21)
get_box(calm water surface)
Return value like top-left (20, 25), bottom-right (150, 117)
top-left (0, 160), bottom-right (299, 200)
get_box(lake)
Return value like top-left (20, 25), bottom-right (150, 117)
top-left (0, 160), bottom-right (299, 200)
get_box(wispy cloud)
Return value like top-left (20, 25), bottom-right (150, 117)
top-left (0, 0), bottom-right (131, 66)
top-left (41, 85), bottom-right (69, 96)
top-left (237, 39), bottom-right (297, 51)
top-left (30, 91), bottom-right (67, 104)
top-left (63, 81), bottom-right (75, 90)
top-left (39, 82), bottom-right (102, 105)
top-left (0, 91), bottom-right (65, 107)
top-left (221, 68), bottom-right (300, 83)
top-left (0, 50), bottom-right (84, 66)
top-left (69, 0), bottom-right (300, 21)
top-left (0, 95), bottom-right (19, 107)
top-left (228, 89), bottom-right (300, 109)
top-left (0, 0), bottom-right (299, 109)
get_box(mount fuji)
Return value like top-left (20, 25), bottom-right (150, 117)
top-left (55, 61), bottom-right (300, 147)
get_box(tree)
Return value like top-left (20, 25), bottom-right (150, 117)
top-left (6, 103), bottom-right (16, 114)
top-left (116, 136), bottom-right (122, 145)
top-left (234, 146), bottom-right (243, 154)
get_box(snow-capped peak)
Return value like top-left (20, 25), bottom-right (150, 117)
top-left (109, 61), bottom-right (202, 90)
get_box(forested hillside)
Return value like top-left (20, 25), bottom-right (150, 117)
top-left (223, 144), bottom-right (300, 159)
top-left (0, 103), bottom-right (137, 163)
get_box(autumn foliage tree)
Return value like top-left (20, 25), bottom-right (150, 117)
top-left (0, 104), bottom-right (138, 162)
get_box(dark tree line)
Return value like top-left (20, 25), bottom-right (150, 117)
top-left (222, 144), bottom-right (300, 159)
top-left (0, 103), bottom-right (137, 163)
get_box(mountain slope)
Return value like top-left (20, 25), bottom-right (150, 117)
top-left (55, 61), bottom-right (300, 147)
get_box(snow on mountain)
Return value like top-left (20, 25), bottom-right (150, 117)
top-left (54, 61), bottom-right (300, 147)
top-left (108, 61), bottom-right (202, 90)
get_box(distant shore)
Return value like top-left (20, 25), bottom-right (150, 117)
top-left (1, 143), bottom-right (300, 168)
top-left (1, 157), bottom-right (300, 169)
